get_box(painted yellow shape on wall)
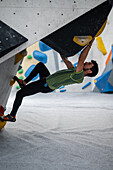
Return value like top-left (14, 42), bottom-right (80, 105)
top-left (96, 37), bottom-right (107, 55)
top-left (73, 36), bottom-right (92, 46)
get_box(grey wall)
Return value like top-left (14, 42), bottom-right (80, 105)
top-left (0, 56), bottom-right (20, 107)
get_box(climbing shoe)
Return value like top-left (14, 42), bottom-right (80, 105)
top-left (1, 114), bottom-right (16, 122)
top-left (14, 76), bottom-right (25, 89)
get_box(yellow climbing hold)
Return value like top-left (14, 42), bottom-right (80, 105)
top-left (10, 78), bottom-right (15, 86)
top-left (94, 80), bottom-right (97, 83)
top-left (73, 36), bottom-right (92, 46)
top-left (96, 37), bottom-right (107, 55)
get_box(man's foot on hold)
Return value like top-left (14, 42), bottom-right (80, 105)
top-left (14, 76), bottom-right (26, 89)
top-left (1, 114), bottom-right (16, 122)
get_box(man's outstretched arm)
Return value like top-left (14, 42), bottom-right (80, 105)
top-left (76, 38), bottom-right (94, 72)
top-left (60, 55), bottom-right (74, 69)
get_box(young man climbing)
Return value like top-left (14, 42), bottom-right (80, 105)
top-left (1, 38), bottom-right (98, 122)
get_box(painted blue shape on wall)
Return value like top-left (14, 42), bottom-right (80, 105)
top-left (82, 82), bottom-right (91, 89)
top-left (33, 50), bottom-right (47, 64)
top-left (39, 41), bottom-right (52, 52)
top-left (103, 82), bottom-right (113, 92)
top-left (74, 62), bottom-right (78, 68)
top-left (25, 65), bottom-right (39, 81)
top-left (112, 45), bottom-right (113, 62)
top-left (78, 50), bottom-right (82, 56)
top-left (95, 69), bottom-right (112, 92)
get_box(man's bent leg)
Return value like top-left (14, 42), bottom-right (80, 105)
top-left (24, 62), bottom-right (50, 84)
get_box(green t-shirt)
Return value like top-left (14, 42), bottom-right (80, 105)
top-left (46, 67), bottom-right (84, 90)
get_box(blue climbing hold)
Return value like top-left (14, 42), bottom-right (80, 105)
top-left (60, 89), bottom-right (66, 92)
top-left (25, 65), bottom-right (39, 81)
top-left (44, 83), bottom-right (48, 87)
top-left (82, 82), bottom-right (91, 89)
top-left (59, 86), bottom-right (65, 89)
top-left (39, 41), bottom-right (52, 52)
top-left (33, 50), bottom-right (47, 64)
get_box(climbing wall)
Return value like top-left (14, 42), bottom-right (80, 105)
top-left (93, 8), bottom-right (113, 93)
top-left (0, 0), bottom-right (112, 108)
top-left (0, 0), bottom-right (108, 63)
top-left (0, 56), bottom-right (20, 107)
top-left (56, 7), bottom-right (113, 92)
top-left (41, 1), bottom-right (112, 57)
top-left (14, 41), bottom-right (59, 89)
top-left (93, 45), bottom-right (113, 93)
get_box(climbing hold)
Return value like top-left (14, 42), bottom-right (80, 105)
top-left (18, 68), bottom-right (23, 74)
top-left (33, 50), bottom-right (47, 64)
top-left (27, 55), bottom-right (32, 59)
top-left (94, 80), bottom-right (97, 83)
top-left (73, 36), bottom-right (92, 46)
top-left (82, 82), bottom-right (91, 89)
top-left (19, 76), bottom-right (24, 80)
top-left (59, 86), bottom-right (65, 89)
top-left (60, 89), bottom-right (66, 92)
top-left (39, 41), bottom-right (52, 52)
top-left (16, 85), bottom-right (20, 89)
top-left (10, 78), bottom-right (15, 86)
top-left (96, 37), bottom-right (107, 55)
top-left (44, 83), bottom-right (48, 87)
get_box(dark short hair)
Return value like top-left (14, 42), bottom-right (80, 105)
top-left (86, 60), bottom-right (99, 77)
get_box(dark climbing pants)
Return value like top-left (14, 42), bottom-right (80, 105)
top-left (10, 62), bottom-right (53, 117)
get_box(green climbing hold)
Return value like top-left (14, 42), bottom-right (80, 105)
top-left (16, 86), bottom-right (20, 89)
top-left (27, 55), bottom-right (32, 59)
top-left (18, 68), bottom-right (23, 74)
top-left (19, 76), bottom-right (24, 80)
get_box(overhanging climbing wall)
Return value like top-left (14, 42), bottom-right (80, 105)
top-left (41, 1), bottom-right (112, 57)
top-left (0, 0), bottom-right (108, 63)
